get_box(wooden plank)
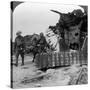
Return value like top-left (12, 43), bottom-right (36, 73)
top-left (79, 51), bottom-right (82, 65)
top-left (43, 53), bottom-right (47, 68)
top-left (63, 52), bottom-right (65, 66)
top-left (60, 53), bottom-right (63, 66)
top-left (61, 52), bottom-right (64, 66)
top-left (74, 52), bottom-right (76, 64)
top-left (35, 51), bottom-right (87, 69)
top-left (48, 53), bottom-right (52, 68)
top-left (38, 54), bottom-right (41, 68)
top-left (51, 53), bottom-right (53, 67)
top-left (54, 52), bottom-right (56, 67)
top-left (53, 53), bottom-right (55, 67)
top-left (45, 53), bottom-right (48, 68)
top-left (56, 52), bottom-right (59, 66)
top-left (58, 52), bottom-right (61, 66)
top-left (76, 52), bottom-right (79, 64)
top-left (37, 54), bottom-right (40, 67)
top-left (54, 52), bottom-right (57, 67)
top-left (71, 52), bottom-right (74, 65)
top-left (65, 52), bottom-right (68, 66)
top-left (75, 52), bottom-right (77, 64)
top-left (47, 53), bottom-right (50, 68)
top-left (82, 52), bottom-right (87, 65)
top-left (64, 52), bottom-right (67, 66)
top-left (40, 54), bottom-right (43, 69)
top-left (68, 52), bottom-right (70, 65)
top-left (82, 52), bottom-right (85, 64)
top-left (35, 54), bottom-right (39, 67)
top-left (55, 52), bottom-right (59, 67)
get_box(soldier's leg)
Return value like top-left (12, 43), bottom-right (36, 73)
top-left (20, 52), bottom-right (24, 66)
top-left (15, 51), bottom-right (19, 66)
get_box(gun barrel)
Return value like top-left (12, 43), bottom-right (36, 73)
top-left (50, 10), bottom-right (62, 15)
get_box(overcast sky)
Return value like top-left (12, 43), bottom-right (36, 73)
top-left (13, 2), bottom-right (84, 41)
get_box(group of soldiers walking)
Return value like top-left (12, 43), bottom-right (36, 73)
top-left (14, 31), bottom-right (47, 66)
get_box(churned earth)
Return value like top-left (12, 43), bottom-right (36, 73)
top-left (11, 55), bottom-right (88, 89)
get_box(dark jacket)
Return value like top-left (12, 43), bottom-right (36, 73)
top-left (14, 35), bottom-right (25, 52)
top-left (38, 36), bottom-right (47, 45)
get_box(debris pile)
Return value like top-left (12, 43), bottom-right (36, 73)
top-left (21, 65), bottom-right (88, 87)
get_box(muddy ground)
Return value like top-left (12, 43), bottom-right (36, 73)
top-left (11, 55), bottom-right (88, 89)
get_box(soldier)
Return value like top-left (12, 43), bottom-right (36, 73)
top-left (37, 32), bottom-right (47, 53)
top-left (14, 31), bottom-right (25, 66)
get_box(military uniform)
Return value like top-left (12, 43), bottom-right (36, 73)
top-left (38, 33), bottom-right (47, 52)
top-left (14, 35), bottom-right (25, 66)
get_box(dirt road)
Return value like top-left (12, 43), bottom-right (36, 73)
top-left (11, 55), bottom-right (87, 88)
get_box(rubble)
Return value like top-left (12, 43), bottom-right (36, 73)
top-left (68, 65), bottom-right (88, 85)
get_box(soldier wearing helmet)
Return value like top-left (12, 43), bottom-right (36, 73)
top-left (14, 31), bottom-right (25, 66)
top-left (37, 32), bottom-right (47, 52)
